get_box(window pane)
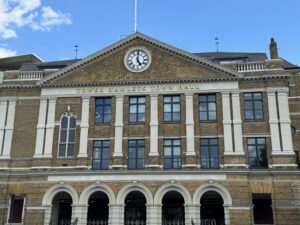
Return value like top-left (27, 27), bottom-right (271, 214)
top-left (129, 113), bottom-right (137, 122)
top-left (102, 159), bottom-right (109, 169)
top-left (245, 110), bottom-right (254, 119)
top-left (210, 139), bottom-right (218, 145)
top-left (102, 148), bottom-right (110, 159)
top-left (200, 112), bottom-right (207, 121)
top-left (253, 93), bottom-right (262, 99)
top-left (138, 113), bottom-right (145, 122)
top-left (60, 130), bottom-right (67, 143)
top-left (208, 102), bottom-right (216, 111)
top-left (164, 96), bottom-right (171, 103)
top-left (208, 95), bottom-right (216, 101)
top-left (93, 150), bottom-right (100, 159)
top-left (67, 144), bottom-right (74, 156)
top-left (173, 158), bottom-right (181, 168)
top-left (128, 147), bottom-right (136, 157)
top-left (94, 141), bottom-right (101, 147)
top-left (254, 101), bottom-right (263, 110)
top-left (255, 110), bottom-right (263, 119)
top-left (128, 159), bottom-right (136, 169)
top-left (103, 113), bottom-right (111, 123)
top-left (96, 98), bottom-right (104, 105)
top-left (138, 105), bottom-right (145, 113)
top-left (164, 104), bottom-right (171, 112)
top-left (199, 96), bottom-right (207, 102)
top-left (61, 117), bottom-right (68, 128)
top-left (257, 138), bottom-right (265, 145)
top-left (164, 158), bottom-right (172, 169)
top-left (173, 112), bottom-right (180, 121)
top-left (173, 103), bottom-right (180, 112)
top-left (173, 147), bottom-right (181, 156)
top-left (137, 158), bottom-right (144, 169)
top-left (208, 111), bottom-right (216, 120)
top-left (138, 97), bottom-right (145, 103)
top-left (68, 130), bottom-right (76, 142)
top-left (164, 140), bottom-right (172, 146)
top-left (173, 139), bottom-right (180, 145)
top-left (130, 105), bottom-right (137, 113)
top-left (164, 147), bottom-right (172, 156)
top-left (244, 101), bottom-right (253, 110)
top-left (173, 96), bottom-right (180, 102)
top-left (244, 93), bottom-right (252, 100)
top-left (58, 144), bottom-right (66, 157)
top-left (93, 160), bottom-right (100, 170)
top-left (130, 97), bottom-right (137, 104)
top-left (248, 146), bottom-right (257, 157)
top-left (164, 113), bottom-right (171, 121)
top-left (137, 148), bottom-right (144, 158)
top-left (104, 106), bottom-right (111, 113)
top-left (201, 139), bottom-right (209, 145)
top-left (69, 117), bottom-right (76, 128)
top-left (199, 102), bottom-right (207, 111)
top-left (104, 98), bottom-right (112, 104)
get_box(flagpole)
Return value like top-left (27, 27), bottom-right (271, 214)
top-left (134, 0), bottom-right (138, 32)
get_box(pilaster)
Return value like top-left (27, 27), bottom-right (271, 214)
top-left (222, 92), bottom-right (233, 154)
top-left (185, 93), bottom-right (195, 156)
top-left (78, 97), bottom-right (90, 158)
top-left (149, 94), bottom-right (159, 157)
top-left (0, 100), bottom-right (8, 157)
top-left (113, 95), bottom-right (124, 157)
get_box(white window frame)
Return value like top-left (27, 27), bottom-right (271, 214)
top-left (7, 194), bottom-right (26, 225)
top-left (58, 111), bottom-right (77, 158)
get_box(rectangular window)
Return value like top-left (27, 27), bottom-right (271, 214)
top-left (95, 97), bottom-right (112, 124)
top-left (200, 138), bottom-right (219, 169)
top-left (128, 139), bottom-right (145, 169)
top-left (164, 139), bottom-right (181, 169)
top-left (244, 92), bottom-right (263, 120)
top-left (164, 95), bottom-right (181, 122)
top-left (247, 138), bottom-right (268, 169)
top-left (199, 94), bottom-right (216, 121)
top-left (129, 96), bottom-right (146, 123)
top-left (8, 195), bottom-right (24, 223)
top-left (252, 194), bottom-right (274, 224)
top-left (92, 140), bottom-right (110, 170)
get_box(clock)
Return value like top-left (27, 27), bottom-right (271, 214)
top-left (124, 47), bottom-right (151, 72)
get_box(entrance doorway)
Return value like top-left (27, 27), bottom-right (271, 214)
top-left (162, 191), bottom-right (185, 225)
top-left (124, 191), bottom-right (146, 225)
top-left (51, 192), bottom-right (72, 225)
top-left (200, 191), bottom-right (225, 225)
top-left (87, 191), bottom-right (109, 225)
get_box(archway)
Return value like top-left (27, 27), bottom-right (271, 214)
top-left (87, 191), bottom-right (109, 225)
top-left (162, 191), bottom-right (185, 225)
top-left (200, 191), bottom-right (224, 225)
top-left (51, 192), bottom-right (73, 225)
top-left (124, 191), bottom-right (146, 225)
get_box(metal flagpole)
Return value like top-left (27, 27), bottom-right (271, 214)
top-left (134, 0), bottom-right (138, 32)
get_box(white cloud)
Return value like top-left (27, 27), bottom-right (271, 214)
top-left (0, 0), bottom-right (72, 39)
top-left (0, 47), bottom-right (16, 58)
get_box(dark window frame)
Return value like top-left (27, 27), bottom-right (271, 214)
top-left (58, 112), bottom-right (77, 158)
top-left (200, 138), bottom-right (220, 169)
top-left (8, 195), bottom-right (25, 223)
top-left (163, 95), bottom-right (181, 122)
top-left (95, 97), bottom-right (112, 124)
top-left (247, 137), bottom-right (268, 169)
top-left (92, 140), bottom-right (110, 170)
top-left (163, 139), bottom-right (182, 169)
top-left (244, 92), bottom-right (264, 121)
top-left (199, 94), bottom-right (217, 122)
top-left (127, 139), bottom-right (145, 169)
top-left (252, 193), bottom-right (274, 224)
top-left (129, 96), bottom-right (146, 123)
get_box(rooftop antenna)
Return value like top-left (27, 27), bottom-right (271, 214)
top-left (215, 36), bottom-right (220, 52)
top-left (134, 0), bottom-right (138, 32)
top-left (74, 44), bottom-right (79, 59)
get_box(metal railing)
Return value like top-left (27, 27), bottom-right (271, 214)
top-left (124, 219), bottom-right (146, 225)
top-left (200, 219), bottom-right (225, 225)
top-left (162, 220), bottom-right (185, 225)
top-left (87, 219), bottom-right (108, 225)
top-left (49, 218), bottom-right (78, 225)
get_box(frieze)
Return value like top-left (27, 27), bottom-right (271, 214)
top-left (42, 81), bottom-right (239, 97)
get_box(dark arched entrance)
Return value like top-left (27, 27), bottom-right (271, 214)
top-left (87, 191), bottom-right (109, 225)
top-left (200, 191), bottom-right (225, 225)
top-left (124, 191), bottom-right (146, 224)
top-left (51, 192), bottom-right (72, 225)
top-left (162, 191), bottom-right (185, 225)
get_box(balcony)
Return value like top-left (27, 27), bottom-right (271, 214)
top-left (18, 71), bottom-right (44, 80)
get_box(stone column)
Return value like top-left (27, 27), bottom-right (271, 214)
top-left (185, 204), bottom-right (200, 225)
top-left (231, 91), bottom-right (244, 154)
top-left (222, 92), bottom-right (233, 154)
top-left (267, 89), bottom-right (281, 154)
top-left (34, 98), bottom-right (48, 158)
top-left (43, 98), bottom-right (57, 158)
top-left (149, 94), bottom-right (159, 157)
top-left (149, 204), bottom-right (162, 225)
top-left (113, 95), bottom-right (124, 157)
top-left (110, 204), bottom-right (124, 225)
top-left (72, 204), bottom-right (88, 225)
top-left (78, 97), bottom-right (90, 158)
top-left (43, 205), bottom-right (52, 225)
top-left (277, 89), bottom-right (294, 154)
top-left (2, 98), bottom-right (16, 159)
top-left (0, 100), bottom-right (8, 156)
top-left (185, 93), bottom-right (195, 156)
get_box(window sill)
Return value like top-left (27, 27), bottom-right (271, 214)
top-left (244, 119), bottom-right (265, 122)
top-left (94, 123), bottom-right (112, 126)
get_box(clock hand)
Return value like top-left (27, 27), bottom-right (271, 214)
top-left (136, 50), bottom-right (142, 65)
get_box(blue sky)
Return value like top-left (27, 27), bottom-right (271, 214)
top-left (1, 0), bottom-right (300, 65)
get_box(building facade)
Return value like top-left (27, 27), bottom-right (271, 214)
top-left (0, 33), bottom-right (299, 225)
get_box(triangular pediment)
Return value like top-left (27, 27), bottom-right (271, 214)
top-left (37, 32), bottom-right (243, 86)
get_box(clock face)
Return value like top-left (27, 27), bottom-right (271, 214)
top-left (124, 47), bottom-right (151, 72)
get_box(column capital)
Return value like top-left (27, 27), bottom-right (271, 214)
top-left (115, 94), bottom-right (124, 99)
top-left (221, 91), bottom-right (231, 95)
top-left (150, 93), bottom-right (159, 97)
top-left (230, 90), bottom-right (240, 95)
top-left (81, 96), bottom-right (90, 101)
top-left (184, 92), bottom-right (194, 97)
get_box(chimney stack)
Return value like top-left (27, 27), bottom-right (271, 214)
top-left (269, 38), bottom-right (279, 59)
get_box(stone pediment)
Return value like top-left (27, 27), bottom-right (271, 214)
top-left (37, 32), bottom-right (243, 87)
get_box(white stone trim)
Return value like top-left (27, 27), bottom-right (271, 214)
top-left (185, 93), bottom-right (195, 156)
top-left (0, 100), bottom-right (8, 156)
top-left (47, 174), bottom-right (227, 182)
top-left (222, 92), bottom-right (233, 153)
top-left (231, 92), bottom-right (244, 154)
top-left (277, 89), bottom-right (294, 154)
top-left (78, 97), bottom-right (90, 158)
top-left (41, 81), bottom-right (239, 97)
top-left (113, 95), bottom-right (124, 157)
top-left (34, 98), bottom-right (47, 158)
top-left (79, 183), bottom-right (116, 204)
top-left (116, 183), bottom-right (154, 204)
top-left (43, 98), bottom-right (57, 157)
top-left (2, 99), bottom-right (16, 158)
top-left (149, 94), bottom-right (159, 156)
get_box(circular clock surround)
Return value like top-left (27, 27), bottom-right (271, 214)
top-left (124, 47), bottom-right (152, 73)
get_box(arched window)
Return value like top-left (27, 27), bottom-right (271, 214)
top-left (58, 112), bottom-right (77, 157)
